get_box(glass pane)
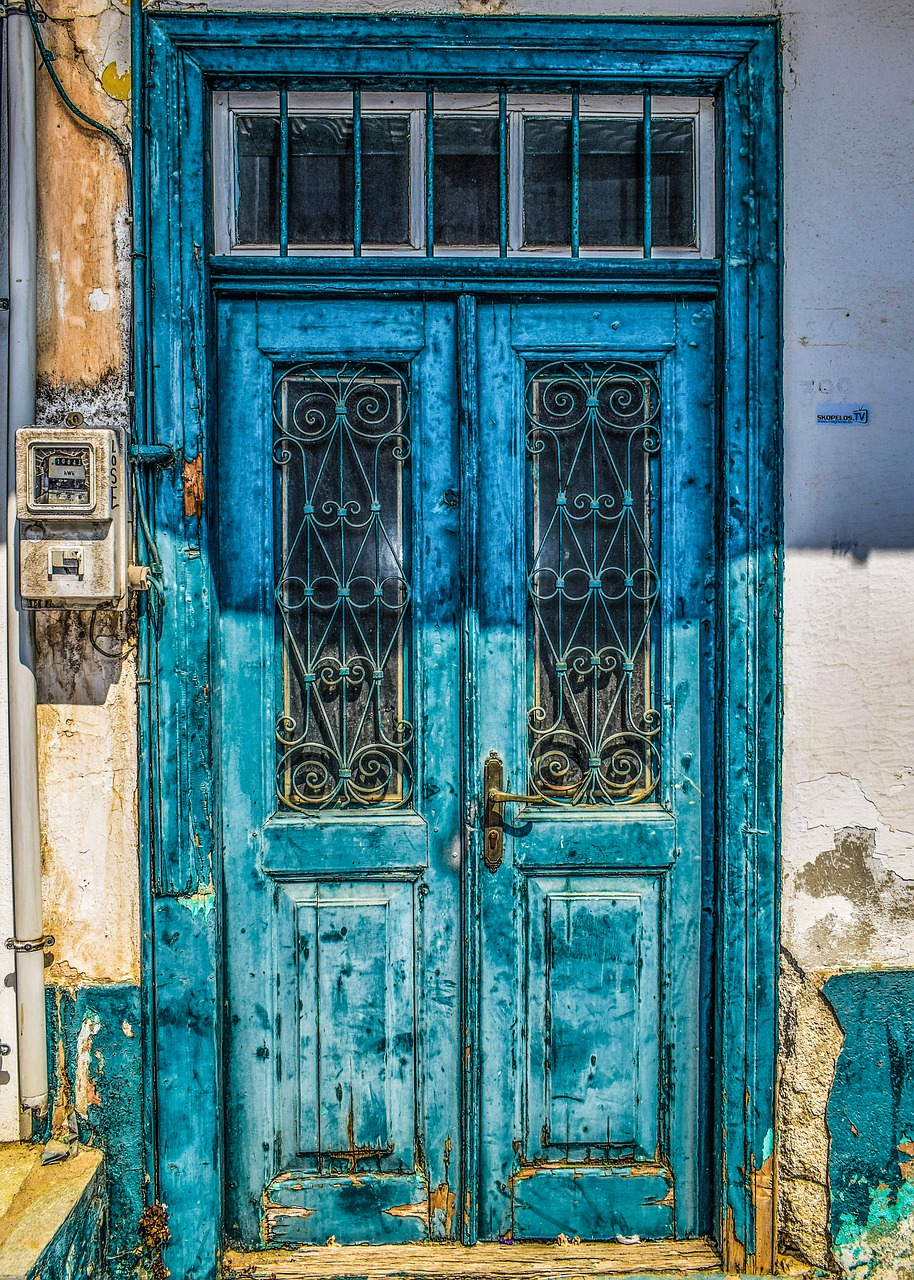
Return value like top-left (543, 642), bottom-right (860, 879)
top-left (434, 115), bottom-right (499, 246)
top-left (651, 119), bottom-right (695, 247)
top-left (235, 115), bottom-right (279, 244)
top-left (288, 116), bottom-right (354, 245)
top-left (274, 364), bottom-right (413, 810)
top-left (579, 118), bottom-right (642, 248)
top-left (523, 117), bottom-right (571, 247)
top-left (526, 361), bottom-right (661, 805)
top-left (363, 116), bottom-right (411, 245)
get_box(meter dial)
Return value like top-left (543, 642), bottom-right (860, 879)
top-left (30, 444), bottom-right (95, 510)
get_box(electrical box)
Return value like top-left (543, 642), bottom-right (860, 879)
top-left (16, 426), bottom-right (128, 609)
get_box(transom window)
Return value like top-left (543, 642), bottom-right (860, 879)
top-left (212, 92), bottom-right (715, 258)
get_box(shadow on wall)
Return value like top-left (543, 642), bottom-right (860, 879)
top-left (826, 971), bottom-right (914, 1278)
top-left (33, 609), bottom-right (132, 708)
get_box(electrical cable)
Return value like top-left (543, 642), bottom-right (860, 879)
top-left (21, 0), bottom-right (168, 631)
top-left (21, 0), bottom-right (132, 212)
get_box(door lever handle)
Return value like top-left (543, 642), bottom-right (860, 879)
top-left (482, 751), bottom-right (542, 873)
top-left (487, 788), bottom-right (544, 805)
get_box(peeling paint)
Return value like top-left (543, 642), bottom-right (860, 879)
top-left (176, 886), bottom-right (216, 918)
top-left (101, 60), bottom-right (131, 100)
top-left (75, 1009), bottom-right (103, 1116)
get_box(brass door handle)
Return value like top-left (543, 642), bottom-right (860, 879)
top-left (482, 751), bottom-right (542, 873)
top-left (487, 789), bottom-right (544, 805)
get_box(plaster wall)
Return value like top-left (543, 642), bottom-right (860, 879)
top-left (21, 0), bottom-right (914, 1274)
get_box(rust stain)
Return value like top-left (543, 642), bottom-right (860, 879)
top-left (183, 453), bottom-right (205, 520)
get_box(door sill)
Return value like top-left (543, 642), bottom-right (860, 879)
top-left (223, 1238), bottom-right (723, 1279)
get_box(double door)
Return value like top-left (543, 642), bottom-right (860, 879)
top-left (216, 296), bottom-right (714, 1248)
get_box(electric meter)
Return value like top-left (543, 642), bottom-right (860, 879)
top-left (15, 426), bottom-right (129, 609)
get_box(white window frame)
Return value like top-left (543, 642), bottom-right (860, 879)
top-left (212, 91), bottom-right (715, 259)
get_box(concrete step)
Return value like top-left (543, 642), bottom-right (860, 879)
top-left (0, 1144), bottom-right (105, 1280)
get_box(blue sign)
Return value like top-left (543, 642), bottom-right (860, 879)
top-left (816, 403), bottom-right (870, 425)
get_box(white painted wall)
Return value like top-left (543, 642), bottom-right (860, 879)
top-left (33, 0), bottom-right (914, 1024)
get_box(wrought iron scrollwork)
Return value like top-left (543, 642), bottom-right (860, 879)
top-left (526, 359), bottom-right (662, 805)
top-left (273, 362), bottom-right (413, 810)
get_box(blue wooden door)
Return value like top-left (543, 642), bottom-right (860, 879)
top-left (216, 295), bottom-right (714, 1248)
top-left (472, 301), bottom-right (714, 1242)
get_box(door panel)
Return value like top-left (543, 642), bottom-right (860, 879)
top-left (218, 299), bottom-right (463, 1246)
top-left (474, 301), bottom-right (714, 1241)
top-left (217, 294), bottom-right (714, 1250)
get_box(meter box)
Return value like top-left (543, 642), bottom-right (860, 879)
top-left (16, 426), bottom-right (128, 609)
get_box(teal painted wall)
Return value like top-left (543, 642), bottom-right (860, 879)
top-left (44, 984), bottom-right (145, 1280)
top-left (826, 972), bottom-right (914, 1276)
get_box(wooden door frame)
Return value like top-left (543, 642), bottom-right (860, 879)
top-left (133, 15), bottom-right (780, 1279)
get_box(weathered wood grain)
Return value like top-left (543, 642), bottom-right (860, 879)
top-left (224, 1238), bottom-right (722, 1279)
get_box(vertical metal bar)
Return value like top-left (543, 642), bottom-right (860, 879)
top-left (279, 86), bottom-right (289, 256)
top-left (353, 86), bottom-right (362, 257)
top-left (571, 89), bottom-right (580, 258)
top-left (425, 89), bottom-right (434, 256)
top-left (498, 89), bottom-right (508, 257)
top-left (642, 90), bottom-right (652, 259)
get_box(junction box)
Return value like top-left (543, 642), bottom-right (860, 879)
top-left (15, 426), bottom-right (129, 610)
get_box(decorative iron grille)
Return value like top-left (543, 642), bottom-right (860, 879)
top-left (526, 360), bottom-right (661, 805)
top-left (273, 363), bottom-right (413, 810)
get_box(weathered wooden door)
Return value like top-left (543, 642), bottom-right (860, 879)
top-left (217, 295), bottom-right (714, 1248)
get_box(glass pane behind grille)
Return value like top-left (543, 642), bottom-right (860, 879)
top-left (523, 116), bottom-right (695, 248)
top-left (433, 115), bottom-right (499, 246)
top-left (236, 115), bottom-right (280, 244)
top-left (274, 364), bottom-right (412, 810)
top-left (526, 361), bottom-right (661, 805)
top-left (235, 114), bottom-right (411, 246)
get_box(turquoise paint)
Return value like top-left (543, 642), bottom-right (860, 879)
top-left (763, 1128), bottom-right (774, 1163)
top-left (176, 887), bottom-right (216, 918)
top-left (826, 971), bottom-right (914, 1277)
top-left (44, 984), bottom-right (145, 1279)
top-left (137, 15), bottom-right (781, 1276)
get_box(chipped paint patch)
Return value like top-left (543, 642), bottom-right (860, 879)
top-left (176, 886), bottom-right (216, 918)
top-left (834, 1178), bottom-right (914, 1279)
top-left (87, 286), bottom-right (111, 311)
top-left (430, 1180), bottom-right (456, 1240)
top-left (826, 971), bottom-right (914, 1280)
top-left (75, 1009), bottom-right (103, 1115)
top-left (44, 984), bottom-right (144, 1280)
top-left (101, 60), bottom-right (131, 101)
top-left (778, 951), bottom-right (843, 1272)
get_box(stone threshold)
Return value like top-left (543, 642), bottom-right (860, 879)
top-left (224, 1238), bottom-right (725, 1279)
top-left (0, 1143), bottom-right (105, 1280)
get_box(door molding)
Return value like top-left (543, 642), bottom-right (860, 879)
top-left (134, 15), bottom-right (780, 1277)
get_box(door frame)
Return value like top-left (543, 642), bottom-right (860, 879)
top-left (133, 15), bottom-right (780, 1279)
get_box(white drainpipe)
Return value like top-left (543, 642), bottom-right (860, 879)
top-left (5, 12), bottom-right (48, 1124)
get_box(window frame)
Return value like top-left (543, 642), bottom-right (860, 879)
top-left (213, 90), bottom-right (715, 258)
